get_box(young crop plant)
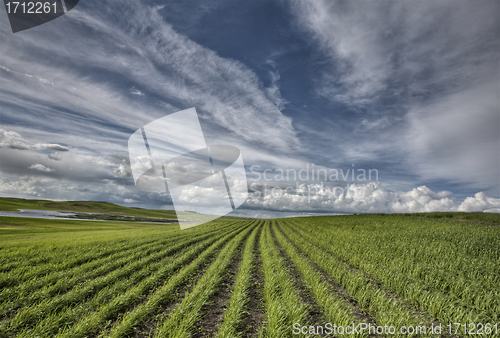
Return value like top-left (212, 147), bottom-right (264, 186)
top-left (215, 223), bottom-right (261, 338)
top-left (0, 227), bottom-right (217, 319)
top-left (1, 220), bottom-right (249, 338)
top-left (271, 222), bottom-right (363, 335)
top-left (7, 232), bottom-right (212, 335)
top-left (105, 222), bottom-right (251, 338)
top-left (281, 221), bottom-right (424, 336)
top-left (1, 208), bottom-right (498, 338)
top-left (287, 217), bottom-right (500, 324)
top-left (258, 222), bottom-right (309, 338)
top-left (24, 227), bottom-right (237, 337)
top-left (153, 221), bottom-right (258, 337)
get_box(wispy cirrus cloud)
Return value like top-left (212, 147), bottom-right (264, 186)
top-left (0, 0), bottom-right (300, 208)
top-left (0, 0), bottom-right (498, 215)
top-left (289, 0), bottom-right (498, 105)
top-left (406, 83), bottom-right (499, 192)
top-left (0, 129), bottom-right (69, 151)
top-left (288, 0), bottom-right (499, 196)
top-left (1, 0), bottom-right (298, 153)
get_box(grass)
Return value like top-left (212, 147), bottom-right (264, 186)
top-left (271, 222), bottom-right (360, 332)
top-left (0, 197), bottom-right (251, 222)
top-left (61, 226), bottom-right (242, 338)
top-left (281, 220), bottom-right (422, 335)
top-left (0, 197), bottom-right (178, 218)
top-left (400, 211), bottom-right (500, 224)
top-left (258, 221), bottom-right (309, 338)
top-left (105, 222), bottom-right (250, 338)
top-left (8, 230), bottom-right (225, 336)
top-left (154, 221), bottom-right (257, 337)
top-left (285, 215), bottom-right (500, 324)
top-left (0, 202), bottom-right (499, 337)
top-left (215, 224), bottom-right (261, 338)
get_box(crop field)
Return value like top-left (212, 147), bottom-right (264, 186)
top-left (0, 208), bottom-right (499, 337)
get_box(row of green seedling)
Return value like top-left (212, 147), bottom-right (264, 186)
top-left (0, 219), bottom-right (234, 286)
top-left (1, 230), bottom-right (196, 309)
top-left (258, 222), bottom-right (309, 338)
top-left (215, 223), bottom-right (262, 338)
top-left (0, 225), bottom-right (226, 320)
top-left (271, 222), bottom-right (366, 337)
top-left (309, 218), bottom-right (499, 294)
top-left (0, 226), bottom-right (179, 273)
top-left (3, 222), bottom-right (246, 335)
top-left (280, 222), bottom-right (426, 337)
top-left (1, 219), bottom-right (239, 306)
top-left (290, 219), bottom-right (498, 323)
top-left (0, 235), bottom-right (163, 287)
top-left (153, 221), bottom-right (258, 337)
top-left (350, 222), bottom-right (500, 293)
top-left (91, 221), bottom-right (254, 338)
top-left (351, 221), bottom-right (500, 320)
top-left (21, 222), bottom-right (252, 338)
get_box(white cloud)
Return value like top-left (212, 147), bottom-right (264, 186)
top-left (0, 129), bottom-right (130, 183)
top-left (289, 0), bottom-right (499, 195)
top-left (406, 82), bottom-right (499, 192)
top-left (28, 163), bottom-right (55, 172)
top-left (484, 209), bottom-right (500, 213)
top-left (245, 181), bottom-right (500, 214)
top-left (130, 88), bottom-right (145, 96)
top-left (0, 129), bottom-right (69, 151)
top-left (458, 192), bottom-right (500, 212)
top-left (0, 0), bottom-right (298, 154)
top-left (0, 0), bottom-right (497, 214)
top-left (289, 0), bottom-right (499, 104)
top-left (265, 64), bottom-right (288, 111)
top-left (0, 0), bottom-right (303, 212)
top-left (290, 0), bottom-right (391, 101)
top-left (0, 174), bottom-right (170, 208)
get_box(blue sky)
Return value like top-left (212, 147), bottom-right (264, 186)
top-left (0, 0), bottom-right (499, 216)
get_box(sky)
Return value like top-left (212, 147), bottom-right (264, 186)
top-left (0, 0), bottom-right (499, 217)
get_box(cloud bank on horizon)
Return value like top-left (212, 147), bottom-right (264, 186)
top-left (243, 182), bottom-right (500, 215)
top-left (0, 0), bottom-right (498, 216)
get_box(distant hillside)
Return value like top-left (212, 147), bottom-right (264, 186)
top-left (0, 197), bottom-right (178, 219)
top-left (0, 197), bottom-right (251, 222)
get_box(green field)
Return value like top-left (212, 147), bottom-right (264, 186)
top-left (0, 203), bottom-right (499, 337)
top-left (0, 197), bottom-right (179, 219)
